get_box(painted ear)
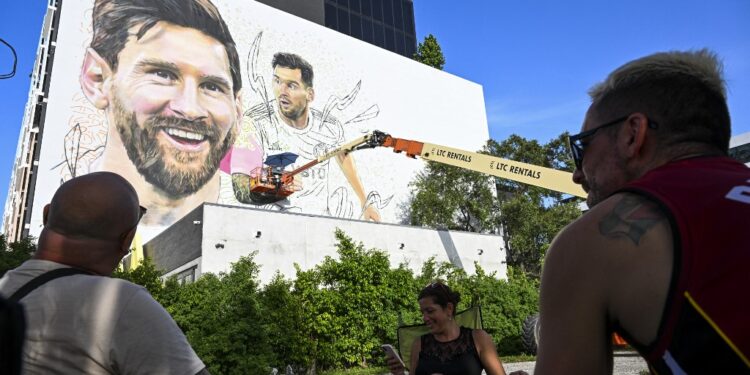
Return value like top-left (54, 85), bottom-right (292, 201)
top-left (234, 89), bottom-right (244, 120)
top-left (80, 48), bottom-right (113, 110)
top-left (307, 86), bottom-right (315, 102)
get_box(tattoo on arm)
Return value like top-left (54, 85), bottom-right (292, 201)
top-left (598, 194), bottom-right (663, 245)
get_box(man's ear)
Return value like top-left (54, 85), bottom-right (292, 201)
top-left (622, 112), bottom-right (649, 159)
top-left (80, 48), bottom-right (113, 110)
top-left (306, 86), bottom-right (315, 102)
top-left (43, 204), bottom-right (50, 225)
top-left (120, 227), bottom-right (137, 255)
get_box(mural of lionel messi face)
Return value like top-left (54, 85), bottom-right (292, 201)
top-left (82, 0), bottom-right (242, 198)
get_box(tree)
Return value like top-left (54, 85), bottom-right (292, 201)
top-left (0, 235), bottom-right (36, 277)
top-left (485, 133), bottom-right (583, 277)
top-left (408, 161), bottom-right (496, 232)
top-left (413, 34), bottom-right (445, 70)
top-left (167, 255), bottom-right (274, 374)
top-left (406, 133), bottom-right (583, 277)
top-left (292, 229), bottom-right (417, 372)
top-left (111, 257), bottom-right (165, 299)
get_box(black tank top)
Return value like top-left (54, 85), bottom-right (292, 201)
top-left (415, 326), bottom-right (483, 375)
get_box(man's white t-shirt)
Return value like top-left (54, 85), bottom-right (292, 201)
top-left (0, 259), bottom-right (205, 375)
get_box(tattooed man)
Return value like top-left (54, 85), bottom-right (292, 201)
top-left (535, 50), bottom-right (750, 374)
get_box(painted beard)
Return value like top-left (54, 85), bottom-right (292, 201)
top-left (277, 97), bottom-right (306, 121)
top-left (113, 98), bottom-right (236, 199)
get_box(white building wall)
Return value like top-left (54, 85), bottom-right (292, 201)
top-left (199, 204), bottom-right (506, 284)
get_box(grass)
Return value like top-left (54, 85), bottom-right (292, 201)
top-left (501, 353), bottom-right (536, 363)
top-left (319, 367), bottom-right (388, 375)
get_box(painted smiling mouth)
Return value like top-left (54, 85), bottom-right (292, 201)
top-left (164, 127), bottom-right (207, 145)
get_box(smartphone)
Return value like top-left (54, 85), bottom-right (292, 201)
top-left (381, 344), bottom-right (405, 367)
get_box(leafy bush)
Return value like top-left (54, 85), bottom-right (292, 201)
top-left (112, 229), bottom-right (539, 373)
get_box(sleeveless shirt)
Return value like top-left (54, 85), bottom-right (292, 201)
top-left (415, 326), bottom-right (483, 375)
top-left (618, 156), bottom-right (750, 373)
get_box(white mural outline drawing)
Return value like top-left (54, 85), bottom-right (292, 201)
top-left (240, 31), bottom-right (392, 219)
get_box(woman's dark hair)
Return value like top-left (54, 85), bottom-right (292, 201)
top-left (418, 281), bottom-right (460, 315)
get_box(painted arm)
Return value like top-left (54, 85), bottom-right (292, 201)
top-left (474, 329), bottom-right (507, 375)
top-left (336, 152), bottom-right (380, 221)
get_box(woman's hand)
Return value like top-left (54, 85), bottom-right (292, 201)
top-left (385, 352), bottom-right (406, 375)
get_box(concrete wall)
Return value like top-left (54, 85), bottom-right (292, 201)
top-left (145, 206), bottom-right (204, 274)
top-left (197, 203), bottom-right (506, 283)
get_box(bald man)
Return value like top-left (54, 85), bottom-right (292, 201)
top-left (0, 172), bottom-right (209, 374)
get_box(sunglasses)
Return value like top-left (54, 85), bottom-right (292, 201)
top-left (568, 115), bottom-right (658, 170)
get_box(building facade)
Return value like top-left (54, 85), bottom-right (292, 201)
top-left (145, 203), bottom-right (507, 284)
top-left (257, 0), bottom-right (417, 58)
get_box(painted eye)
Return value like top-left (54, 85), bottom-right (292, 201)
top-left (151, 69), bottom-right (177, 80)
top-left (202, 82), bottom-right (225, 93)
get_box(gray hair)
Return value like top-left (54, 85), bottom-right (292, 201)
top-left (589, 49), bottom-right (730, 153)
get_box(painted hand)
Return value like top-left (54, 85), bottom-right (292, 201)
top-left (362, 205), bottom-right (380, 222)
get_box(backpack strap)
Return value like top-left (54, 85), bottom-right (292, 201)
top-left (8, 268), bottom-right (92, 302)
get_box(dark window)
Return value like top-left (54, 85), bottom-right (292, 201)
top-left (337, 0), bottom-right (348, 7)
top-left (383, 0), bottom-right (394, 26)
top-left (403, 1), bottom-right (415, 35)
top-left (350, 0), bottom-right (360, 13)
top-left (350, 14), bottom-right (362, 39)
top-left (361, 0), bottom-right (372, 17)
top-left (384, 26), bottom-right (395, 51)
top-left (393, 0), bottom-right (404, 31)
top-left (338, 8), bottom-right (350, 34)
top-left (362, 18), bottom-right (373, 42)
top-left (395, 31), bottom-right (405, 55)
top-left (372, 0), bottom-right (383, 21)
top-left (177, 267), bottom-right (196, 285)
top-left (325, 3), bottom-right (337, 29)
top-left (373, 22), bottom-right (384, 47)
top-left (405, 35), bottom-right (416, 57)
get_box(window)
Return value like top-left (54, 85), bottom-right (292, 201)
top-left (373, 22), bottom-right (384, 47)
top-left (403, 1), bottom-right (415, 35)
top-left (337, 0), bottom-right (348, 7)
top-left (350, 14), bottom-right (362, 38)
top-left (350, 0), bottom-right (360, 13)
top-left (372, 0), bottom-right (383, 21)
top-left (405, 35), bottom-right (416, 57)
top-left (383, 0), bottom-right (394, 26)
top-left (395, 31), bottom-right (405, 55)
top-left (393, 0), bottom-right (403, 30)
top-left (384, 26), bottom-right (395, 51)
top-left (325, 3), bottom-right (337, 29)
top-left (176, 267), bottom-right (196, 285)
top-left (362, 18), bottom-right (373, 42)
top-left (338, 8), bottom-right (350, 34)
top-left (361, 0), bottom-right (372, 16)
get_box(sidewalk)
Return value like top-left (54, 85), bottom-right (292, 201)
top-left (502, 351), bottom-right (648, 374)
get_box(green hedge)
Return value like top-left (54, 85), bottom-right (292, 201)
top-left (115, 229), bottom-right (539, 374)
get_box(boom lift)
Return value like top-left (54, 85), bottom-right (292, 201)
top-left (232, 130), bottom-right (586, 204)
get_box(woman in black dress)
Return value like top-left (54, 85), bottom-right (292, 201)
top-left (387, 282), bottom-right (507, 375)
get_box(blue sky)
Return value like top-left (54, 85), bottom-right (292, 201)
top-left (0, 1), bottom-right (748, 212)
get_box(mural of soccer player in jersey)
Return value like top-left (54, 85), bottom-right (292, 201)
top-left (71, 0), bottom-right (254, 228)
top-left (240, 50), bottom-right (383, 221)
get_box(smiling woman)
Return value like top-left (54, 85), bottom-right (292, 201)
top-left (385, 281), bottom-right (508, 375)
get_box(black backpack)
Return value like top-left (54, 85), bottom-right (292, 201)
top-left (0, 268), bottom-right (91, 375)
